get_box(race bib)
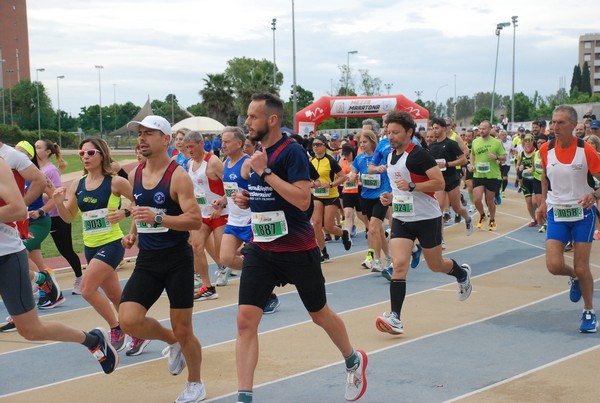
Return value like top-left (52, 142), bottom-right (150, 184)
top-left (251, 210), bottom-right (288, 242)
top-left (136, 207), bottom-right (168, 233)
top-left (361, 174), bottom-right (381, 189)
top-left (522, 169), bottom-right (534, 179)
top-left (223, 182), bottom-right (239, 199)
top-left (313, 186), bottom-right (330, 197)
top-left (392, 195), bottom-right (415, 218)
top-left (553, 205), bottom-right (584, 222)
top-left (82, 208), bottom-right (112, 235)
top-left (476, 162), bottom-right (491, 173)
top-left (344, 181), bottom-right (358, 191)
top-left (195, 192), bottom-right (208, 207)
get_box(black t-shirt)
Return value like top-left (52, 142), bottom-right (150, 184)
top-left (427, 137), bottom-right (462, 182)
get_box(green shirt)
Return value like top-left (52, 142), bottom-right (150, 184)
top-left (471, 137), bottom-right (506, 179)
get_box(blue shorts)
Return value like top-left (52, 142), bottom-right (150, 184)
top-left (224, 224), bottom-right (252, 243)
top-left (84, 238), bottom-right (125, 269)
top-left (547, 206), bottom-right (596, 244)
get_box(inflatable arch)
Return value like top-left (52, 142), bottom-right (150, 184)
top-left (295, 95), bottom-right (429, 136)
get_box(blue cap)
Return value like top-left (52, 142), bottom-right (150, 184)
top-left (590, 120), bottom-right (600, 129)
top-left (330, 133), bottom-right (340, 140)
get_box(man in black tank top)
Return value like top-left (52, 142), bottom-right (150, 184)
top-left (119, 116), bottom-right (207, 402)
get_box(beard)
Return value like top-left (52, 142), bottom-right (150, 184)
top-left (249, 123), bottom-right (269, 143)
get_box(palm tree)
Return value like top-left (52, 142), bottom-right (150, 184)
top-left (199, 74), bottom-right (235, 124)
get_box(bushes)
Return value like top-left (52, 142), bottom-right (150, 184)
top-left (0, 124), bottom-right (79, 148)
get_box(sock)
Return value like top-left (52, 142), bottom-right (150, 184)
top-left (344, 350), bottom-right (359, 369)
top-left (584, 309), bottom-right (595, 314)
top-left (447, 260), bottom-right (467, 282)
top-left (502, 179), bottom-right (508, 192)
top-left (33, 272), bottom-right (47, 286)
top-left (237, 390), bottom-right (253, 403)
top-left (390, 279), bottom-right (406, 318)
top-left (412, 244), bottom-right (418, 253)
top-left (111, 324), bottom-right (121, 331)
top-left (367, 248), bottom-right (374, 258)
top-left (82, 331), bottom-right (100, 349)
top-left (322, 247), bottom-right (328, 255)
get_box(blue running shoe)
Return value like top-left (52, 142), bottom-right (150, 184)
top-left (88, 327), bottom-right (119, 374)
top-left (351, 225), bottom-right (357, 238)
top-left (495, 195), bottom-right (502, 205)
top-left (263, 294), bottom-right (280, 314)
top-left (569, 278), bottom-right (581, 303)
top-left (381, 267), bottom-right (393, 281)
top-left (410, 244), bottom-right (422, 269)
top-left (579, 311), bottom-right (598, 333)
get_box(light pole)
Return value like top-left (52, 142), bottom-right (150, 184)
top-left (453, 74), bottom-right (457, 119)
top-left (6, 69), bottom-right (14, 125)
top-left (510, 16), bottom-right (518, 130)
top-left (414, 90), bottom-right (423, 100)
top-left (491, 22), bottom-right (511, 122)
top-left (435, 84), bottom-right (448, 116)
top-left (95, 65), bottom-right (103, 137)
top-left (271, 18), bottom-right (277, 88)
top-left (345, 50), bottom-right (358, 130)
top-left (113, 83), bottom-right (117, 131)
top-left (56, 75), bottom-right (64, 146)
top-left (291, 0), bottom-right (297, 129)
top-left (0, 59), bottom-right (5, 125)
top-left (36, 68), bottom-right (45, 138)
top-left (384, 83), bottom-right (393, 95)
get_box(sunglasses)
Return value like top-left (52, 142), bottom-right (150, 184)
top-left (79, 149), bottom-right (101, 157)
top-left (312, 143), bottom-right (324, 147)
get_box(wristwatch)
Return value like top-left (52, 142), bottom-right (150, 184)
top-left (260, 168), bottom-right (273, 180)
top-left (154, 211), bottom-right (164, 225)
top-left (408, 182), bottom-right (416, 192)
top-left (37, 209), bottom-right (45, 217)
top-left (329, 182), bottom-right (334, 188)
top-left (123, 209), bottom-right (131, 218)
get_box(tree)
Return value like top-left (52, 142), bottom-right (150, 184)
top-left (472, 107), bottom-right (492, 125)
top-left (570, 64), bottom-right (582, 97)
top-left (10, 80), bottom-right (54, 131)
top-left (337, 65), bottom-right (355, 96)
top-left (581, 61), bottom-right (592, 96)
top-left (283, 85), bottom-right (314, 128)
top-left (224, 57), bottom-right (283, 116)
top-left (358, 69), bottom-right (381, 96)
top-left (504, 92), bottom-right (535, 122)
top-left (199, 73), bottom-right (235, 124)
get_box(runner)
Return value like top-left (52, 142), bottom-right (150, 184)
top-left (310, 134), bottom-right (352, 261)
top-left (184, 131), bottom-right (228, 301)
top-left (233, 93), bottom-right (367, 402)
top-left (469, 120), bottom-right (506, 231)
top-left (0, 156), bottom-right (118, 374)
top-left (172, 128), bottom-right (192, 170)
top-left (119, 115), bottom-right (207, 401)
top-left (216, 126), bottom-right (280, 313)
top-left (52, 138), bottom-right (138, 353)
top-left (536, 105), bottom-right (600, 333)
top-left (429, 118), bottom-right (473, 239)
top-left (340, 145), bottom-right (369, 238)
top-left (515, 133), bottom-right (538, 227)
top-left (374, 111), bottom-right (473, 336)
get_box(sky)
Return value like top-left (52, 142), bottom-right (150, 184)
top-left (25, 0), bottom-right (600, 117)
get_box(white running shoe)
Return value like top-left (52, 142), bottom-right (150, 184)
top-left (345, 350), bottom-right (368, 401)
top-left (370, 259), bottom-right (383, 273)
top-left (458, 264), bottom-right (472, 301)
top-left (73, 276), bottom-right (83, 295)
top-left (162, 342), bottom-right (186, 375)
top-left (175, 381), bottom-right (206, 403)
top-left (375, 312), bottom-right (404, 335)
top-left (215, 266), bottom-right (231, 287)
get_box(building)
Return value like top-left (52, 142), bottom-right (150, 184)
top-left (0, 0), bottom-right (30, 89)
top-left (579, 33), bottom-right (600, 95)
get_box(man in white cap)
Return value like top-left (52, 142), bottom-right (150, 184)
top-left (119, 115), bottom-right (208, 402)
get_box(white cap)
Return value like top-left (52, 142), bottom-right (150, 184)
top-left (127, 115), bottom-right (172, 135)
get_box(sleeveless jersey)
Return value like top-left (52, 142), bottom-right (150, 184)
top-left (386, 143), bottom-right (441, 222)
top-left (133, 161), bottom-right (189, 250)
top-left (223, 155), bottom-right (251, 227)
top-left (76, 175), bottom-right (124, 248)
top-left (188, 153), bottom-right (228, 218)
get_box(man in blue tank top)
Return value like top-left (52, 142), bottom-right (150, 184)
top-left (119, 115), bottom-right (207, 402)
top-left (232, 93), bottom-right (368, 403)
